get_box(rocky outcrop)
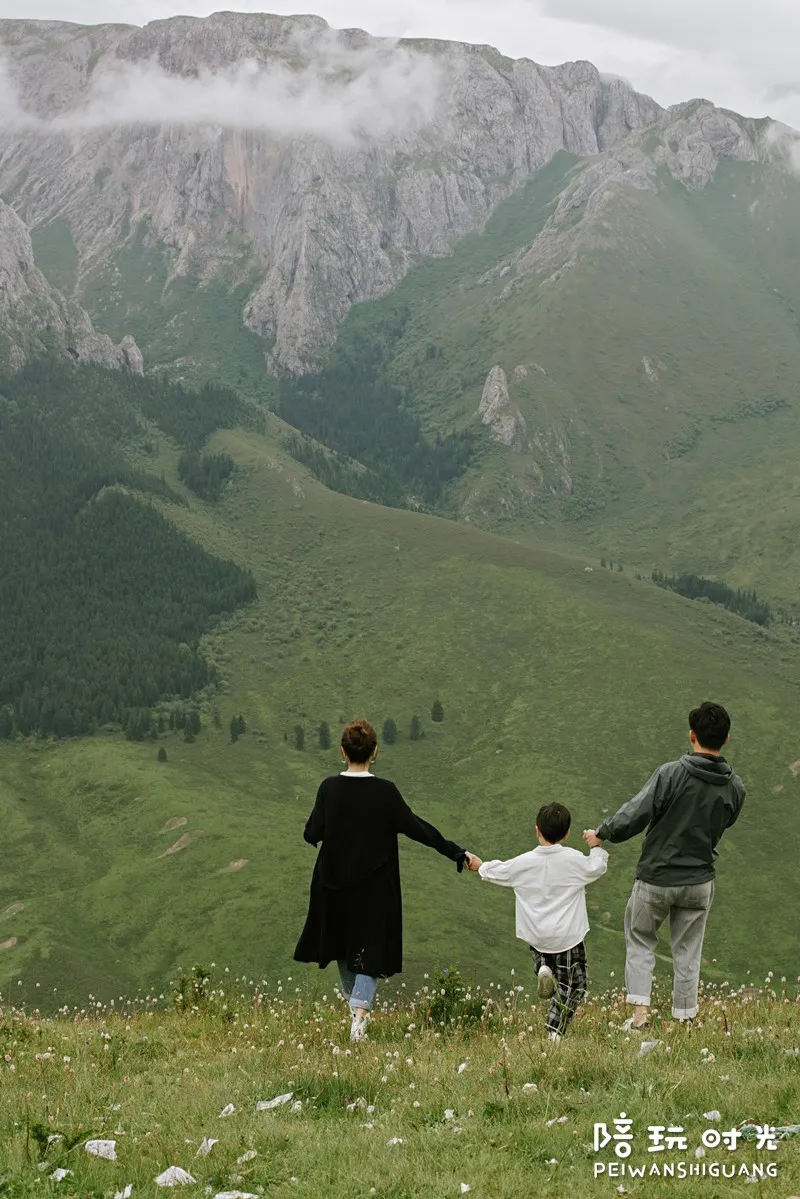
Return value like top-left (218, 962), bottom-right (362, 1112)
top-left (0, 12), bottom-right (662, 372)
top-left (481, 102), bottom-right (769, 296)
top-left (0, 199), bottom-right (143, 373)
top-left (478, 366), bottom-right (527, 447)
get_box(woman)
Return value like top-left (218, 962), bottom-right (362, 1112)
top-left (294, 719), bottom-right (470, 1042)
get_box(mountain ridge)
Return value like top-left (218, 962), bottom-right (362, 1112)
top-left (0, 11), bottom-right (661, 370)
top-left (0, 196), bottom-right (143, 372)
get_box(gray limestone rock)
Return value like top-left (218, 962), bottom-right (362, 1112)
top-left (478, 366), bottom-right (527, 447)
top-left (0, 198), bottom-right (143, 373)
top-left (0, 13), bottom-right (662, 372)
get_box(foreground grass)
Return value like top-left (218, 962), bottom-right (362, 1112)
top-left (1, 974), bottom-right (799, 1198)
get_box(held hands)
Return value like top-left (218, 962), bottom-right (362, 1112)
top-left (583, 829), bottom-right (603, 849)
top-left (465, 852), bottom-right (483, 872)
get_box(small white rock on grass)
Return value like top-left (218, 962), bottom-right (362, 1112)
top-left (50, 1169), bottom-right (72, 1182)
top-left (218, 1104), bottom-right (236, 1118)
top-left (196, 1137), bottom-right (219, 1157)
top-left (114, 1187), bottom-right (133, 1199)
top-left (85, 1140), bottom-right (117, 1160)
top-left (155, 1166), bottom-right (197, 1187)
top-left (256, 1092), bottom-right (293, 1111)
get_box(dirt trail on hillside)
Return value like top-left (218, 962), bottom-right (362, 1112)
top-left (161, 834), bottom-right (191, 857)
top-left (1, 902), bottom-right (24, 921)
top-left (161, 817), bottom-right (188, 833)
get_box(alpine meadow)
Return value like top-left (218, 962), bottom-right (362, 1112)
top-left (1, 9), bottom-right (800, 1197)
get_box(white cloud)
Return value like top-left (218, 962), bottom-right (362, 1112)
top-left (0, 31), bottom-right (443, 143)
top-left (0, 0), bottom-right (798, 127)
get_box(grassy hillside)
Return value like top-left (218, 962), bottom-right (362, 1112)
top-left (1, 395), bottom-right (799, 1003)
top-left (270, 152), bottom-right (800, 606)
top-left (1, 983), bottom-right (799, 1198)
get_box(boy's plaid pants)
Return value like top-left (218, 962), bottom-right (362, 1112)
top-left (531, 941), bottom-right (588, 1035)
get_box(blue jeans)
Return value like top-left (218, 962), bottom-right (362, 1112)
top-left (338, 962), bottom-right (379, 1013)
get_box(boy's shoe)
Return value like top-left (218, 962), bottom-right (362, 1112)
top-left (537, 965), bottom-right (556, 1000)
top-left (548, 1030), bottom-right (562, 1044)
top-left (350, 1012), bottom-right (370, 1043)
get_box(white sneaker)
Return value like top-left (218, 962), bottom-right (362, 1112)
top-left (350, 1012), bottom-right (370, 1043)
top-left (537, 965), bottom-right (555, 999)
top-left (548, 1030), bottom-right (562, 1043)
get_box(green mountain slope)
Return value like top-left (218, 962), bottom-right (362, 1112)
top-left (1, 367), bottom-right (799, 1003)
top-left (271, 123), bottom-right (800, 606)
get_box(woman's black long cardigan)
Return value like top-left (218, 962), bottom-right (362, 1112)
top-left (294, 775), bottom-right (466, 979)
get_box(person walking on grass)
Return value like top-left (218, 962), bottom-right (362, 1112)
top-left (294, 719), bottom-right (471, 1043)
top-left (583, 701), bottom-right (745, 1030)
top-left (466, 803), bottom-right (608, 1041)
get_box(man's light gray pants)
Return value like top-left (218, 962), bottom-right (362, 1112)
top-left (624, 878), bottom-right (715, 1020)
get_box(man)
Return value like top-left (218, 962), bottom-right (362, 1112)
top-left (584, 702), bottom-right (745, 1028)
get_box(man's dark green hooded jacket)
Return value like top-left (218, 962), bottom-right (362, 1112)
top-left (596, 754), bottom-right (745, 886)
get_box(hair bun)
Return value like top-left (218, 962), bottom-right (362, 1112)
top-left (341, 719), bottom-right (378, 764)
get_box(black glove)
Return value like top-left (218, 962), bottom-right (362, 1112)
top-left (456, 852), bottom-right (468, 874)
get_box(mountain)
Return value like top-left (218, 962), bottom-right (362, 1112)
top-left (0, 197), bottom-right (143, 372)
top-left (0, 12), bottom-right (659, 372)
top-left (4, 13), bottom-right (800, 603)
top-left (271, 107), bottom-right (800, 604)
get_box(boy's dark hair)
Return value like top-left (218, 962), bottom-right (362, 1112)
top-left (689, 701), bottom-right (731, 752)
top-left (537, 803), bottom-right (571, 844)
top-left (341, 719), bottom-right (378, 764)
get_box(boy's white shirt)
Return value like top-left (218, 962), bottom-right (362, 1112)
top-left (478, 844), bottom-right (609, 954)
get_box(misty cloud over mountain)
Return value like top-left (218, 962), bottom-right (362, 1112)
top-left (0, 31), bottom-right (443, 144)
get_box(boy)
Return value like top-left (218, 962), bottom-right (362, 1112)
top-left (468, 803), bottom-right (608, 1040)
top-left (583, 701), bottom-right (745, 1029)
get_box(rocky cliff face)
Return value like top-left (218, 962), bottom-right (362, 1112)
top-left (483, 101), bottom-right (769, 293)
top-left (0, 12), bottom-right (662, 371)
top-left (0, 198), bottom-right (143, 373)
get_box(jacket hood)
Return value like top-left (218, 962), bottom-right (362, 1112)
top-left (681, 753), bottom-right (733, 785)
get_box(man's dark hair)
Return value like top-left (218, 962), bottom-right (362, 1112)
top-left (536, 802), bottom-right (571, 844)
top-left (689, 701), bottom-right (731, 752)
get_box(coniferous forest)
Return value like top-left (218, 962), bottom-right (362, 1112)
top-left (0, 361), bottom-right (256, 739)
top-left (275, 309), bottom-right (473, 507)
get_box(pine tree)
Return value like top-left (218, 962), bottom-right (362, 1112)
top-left (431, 700), bottom-right (444, 723)
top-left (318, 721), bottom-right (331, 750)
top-left (157, 747), bottom-right (168, 763)
top-left (230, 715), bottom-right (240, 743)
top-left (187, 709), bottom-right (202, 735)
top-left (382, 718), bottom-right (397, 745)
top-left (294, 724), bottom-right (305, 751)
top-left (212, 708), bottom-right (222, 729)
top-left (0, 707), bottom-right (12, 740)
top-left (410, 715), bottom-right (422, 742)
